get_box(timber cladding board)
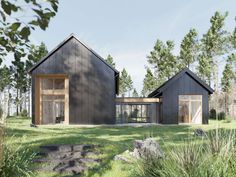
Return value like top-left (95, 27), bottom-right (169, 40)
top-left (31, 36), bottom-right (117, 125)
top-left (115, 97), bottom-right (159, 103)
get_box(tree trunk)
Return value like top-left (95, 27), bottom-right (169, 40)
top-left (16, 88), bottom-right (19, 116)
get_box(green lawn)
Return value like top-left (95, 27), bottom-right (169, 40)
top-left (4, 117), bottom-right (236, 177)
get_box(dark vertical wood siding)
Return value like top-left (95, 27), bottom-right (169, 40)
top-left (162, 73), bottom-right (209, 124)
top-left (31, 37), bottom-right (116, 124)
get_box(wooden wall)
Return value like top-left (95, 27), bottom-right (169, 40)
top-left (161, 73), bottom-right (209, 124)
top-left (31, 37), bottom-right (116, 124)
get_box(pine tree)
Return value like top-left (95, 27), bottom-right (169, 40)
top-left (197, 54), bottom-right (212, 85)
top-left (199, 11), bottom-right (229, 90)
top-left (147, 39), bottom-right (177, 84)
top-left (119, 68), bottom-right (133, 97)
top-left (221, 63), bottom-right (234, 92)
top-left (105, 54), bottom-right (115, 68)
top-left (142, 68), bottom-right (158, 96)
top-left (132, 89), bottom-right (139, 97)
top-left (179, 28), bottom-right (198, 69)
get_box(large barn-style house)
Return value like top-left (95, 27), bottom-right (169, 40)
top-left (29, 34), bottom-right (214, 125)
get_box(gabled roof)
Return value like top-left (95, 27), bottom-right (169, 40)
top-left (148, 68), bottom-right (214, 97)
top-left (28, 33), bottom-right (119, 74)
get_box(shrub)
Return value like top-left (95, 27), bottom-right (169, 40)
top-left (20, 109), bottom-right (28, 117)
top-left (209, 109), bottom-right (216, 119)
top-left (0, 140), bottom-right (36, 177)
top-left (135, 129), bottom-right (236, 177)
top-left (217, 112), bottom-right (226, 120)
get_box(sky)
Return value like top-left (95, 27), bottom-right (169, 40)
top-left (10, 0), bottom-right (236, 93)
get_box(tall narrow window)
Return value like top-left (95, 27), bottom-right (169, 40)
top-left (178, 95), bottom-right (202, 124)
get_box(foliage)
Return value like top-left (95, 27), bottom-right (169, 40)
top-left (221, 53), bottom-right (236, 92)
top-left (0, 65), bottom-right (11, 91)
top-left (218, 112), bottom-right (226, 120)
top-left (20, 109), bottom-right (28, 117)
top-left (142, 68), bottom-right (158, 96)
top-left (147, 39), bottom-right (177, 84)
top-left (119, 68), bottom-right (133, 96)
top-left (0, 0), bottom-right (58, 64)
top-left (198, 11), bottom-right (229, 90)
top-left (105, 54), bottom-right (116, 68)
top-left (179, 28), bottom-right (198, 69)
top-left (5, 117), bottom-right (236, 177)
top-left (132, 89), bottom-right (139, 97)
top-left (135, 129), bottom-right (236, 177)
top-left (0, 140), bottom-right (36, 177)
top-left (197, 53), bottom-right (212, 85)
top-left (209, 109), bottom-right (217, 120)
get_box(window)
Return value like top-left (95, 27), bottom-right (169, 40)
top-left (38, 76), bottom-right (68, 124)
top-left (41, 78), bottom-right (65, 90)
top-left (116, 104), bottom-right (151, 123)
top-left (178, 95), bottom-right (202, 124)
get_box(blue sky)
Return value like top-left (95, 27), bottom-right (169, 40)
top-left (25, 1), bottom-right (236, 92)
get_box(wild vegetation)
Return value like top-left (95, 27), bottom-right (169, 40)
top-left (2, 117), bottom-right (236, 177)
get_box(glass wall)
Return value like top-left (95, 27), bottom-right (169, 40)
top-left (178, 95), bottom-right (202, 124)
top-left (116, 104), bottom-right (150, 123)
top-left (40, 78), bottom-right (66, 124)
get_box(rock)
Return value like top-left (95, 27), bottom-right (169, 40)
top-left (114, 154), bottom-right (130, 163)
top-left (131, 138), bottom-right (163, 159)
top-left (194, 128), bottom-right (206, 137)
top-left (35, 144), bottom-right (100, 176)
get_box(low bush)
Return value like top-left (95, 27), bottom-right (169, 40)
top-left (209, 109), bottom-right (216, 119)
top-left (135, 129), bottom-right (236, 177)
top-left (20, 109), bottom-right (28, 117)
top-left (0, 140), bottom-right (36, 177)
top-left (217, 111), bottom-right (226, 120)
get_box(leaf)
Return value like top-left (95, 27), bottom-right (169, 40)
top-left (10, 22), bottom-right (21, 31)
top-left (20, 27), bottom-right (30, 40)
top-left (1, 1), bottom-right (11, 15)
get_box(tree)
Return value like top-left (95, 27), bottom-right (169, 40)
top-left (119, 68), bottom-right (133, 96)
top-left (142, 68), bottom-right (158, 96)
top-left (199, 11), bottom-right (229, 90)
top-left (197, 54), bottom-right (212, 85)
top-left (24, 42), bottom-right (48, 116)
top-left (179, 28), bottom-right (198, 69)
top-left (147, 39), bottom-right (177, 84)
top-left (0, 65), bottom-right (11, 91)
top-left (132, 89), bottom-right (139, 97)
top-left (221, 53), bottom-right (236, 92)
top-left (221, 63), bottom-right (234, 93)
top-left (0, 0), bottom-right (58, 64)
top-left (10, 56), bottom-right (27, 115)
top-left (105, 54), bottom-right (115, 68)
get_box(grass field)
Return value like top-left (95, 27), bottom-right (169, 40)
top-left (4, 117), bottom-right (236, 177)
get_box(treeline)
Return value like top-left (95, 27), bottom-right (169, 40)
top-left (142, 11), bottom-right (236, 96)
top-left (0, 43), bottom-right (48, 116)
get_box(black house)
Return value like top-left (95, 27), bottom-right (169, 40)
top-left (29, 34), bottom-right (213, 125)
top-left (29, 34), bottom-right (119, 125)
top-left (148, 68), bottom-right (214, 124)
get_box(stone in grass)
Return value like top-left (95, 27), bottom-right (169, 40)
top-left (114, 150), bottom-right (131, 163)
top-left (194, 128), bottom-right (206, 137)
top-left (131, 138), bottom-right (164, 159)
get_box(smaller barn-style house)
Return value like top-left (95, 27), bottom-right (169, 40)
top-left (29, 34), bottom-right (214, 125)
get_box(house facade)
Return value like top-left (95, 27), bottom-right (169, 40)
top-left (29, 34), bottom-right (213, 125)
top-left (29, 34), bottom-right (119, 125)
